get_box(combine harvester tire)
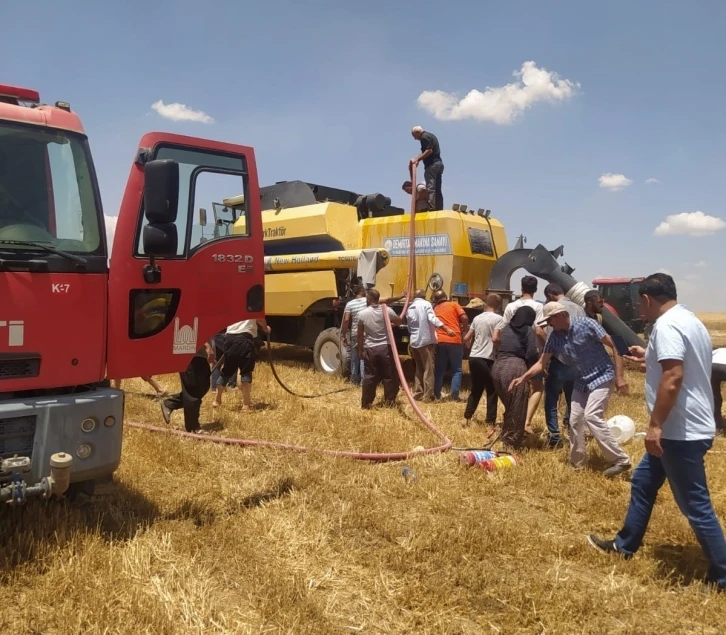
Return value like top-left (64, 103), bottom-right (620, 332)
top-left (313, 327), bottom-right (344, 376)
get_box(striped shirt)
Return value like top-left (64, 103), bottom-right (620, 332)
top-left (344, 297), bottom-right (368, 333)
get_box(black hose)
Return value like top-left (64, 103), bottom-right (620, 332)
top-left (264, 333), bottom-right (350, 399)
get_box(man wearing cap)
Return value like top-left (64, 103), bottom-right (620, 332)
top-left (542, 283), bottom-right (586, 447)
top-left (510, 301), bottom-right (632, 477)
top-left (409, 126), bottom-right (444, 211)
top-left (401, 180), bottom-right (430, 213)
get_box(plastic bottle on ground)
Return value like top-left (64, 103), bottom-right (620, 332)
top-left (479, 455), bottom-right (520, 472)
top-left (459, 450), bottom-right (498, 466)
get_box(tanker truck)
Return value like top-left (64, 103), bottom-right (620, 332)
top-left (0, 83), bottom-right (265, 502)
top-left (216, 180), bottom-right (644, 376)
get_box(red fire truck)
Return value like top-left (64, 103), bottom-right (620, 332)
top-left (0, 84), bottom-right (264, 504)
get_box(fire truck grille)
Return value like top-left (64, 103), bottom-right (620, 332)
top-left (0, 415), bottom-right (36, 459)
top-left (0, 356), bottom-right (41, 380)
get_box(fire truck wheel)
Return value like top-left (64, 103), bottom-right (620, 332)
top-left (313, 328), bottom-right (343, 376)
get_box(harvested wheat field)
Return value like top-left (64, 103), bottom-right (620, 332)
top-left (1, 315), bottom-right (725, 634)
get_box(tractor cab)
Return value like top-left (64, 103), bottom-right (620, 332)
top-left (592, 277), bottom-right (646, 334)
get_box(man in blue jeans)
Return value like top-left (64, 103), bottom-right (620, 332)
top-left (588, 273), bottom-right (726, 589)
top-left (542, 283), bottom-right (585, 447)
top-left (341, 286), bottom-right (368, 385)
top-left (432, 289), bottom-right (469, 401)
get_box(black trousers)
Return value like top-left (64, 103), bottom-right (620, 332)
top-left (465, 357), bottom-right (497, 422)
top-left (424, 160), bottom-right (444, 211)
top-left (164, 355), bottom-right (211, 432)
top-left (713, 363), bottom-right (726, 430)
top-left (361, 345), bottom-right (399, 409)
top-left (220, 333), bottom-right (256, 384)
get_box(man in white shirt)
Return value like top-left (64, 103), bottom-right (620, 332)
top-left (498, 275), bottom-right (546, 432)
top-left (402, 181), bottom-right (430, 212)
top-left (214, 317), bottom-right (271, 410)
top-left (502, 276), bottom-right (545, 326)
top-left (405, 289), bottom-right (455, 401)
top-left (340, 286), bottom-right (368, 385)
top-left (464, 294), bottom-right (505, 425)
top-left (588, 273), bottom-right (726, 590)
top-left (713, 348), bottom-right (726, 431)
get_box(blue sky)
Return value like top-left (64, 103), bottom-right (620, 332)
top-left (3, 0), bottom-right (725, 310)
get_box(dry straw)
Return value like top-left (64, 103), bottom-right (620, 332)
top-left (0, 316), bottom-right (725, 634)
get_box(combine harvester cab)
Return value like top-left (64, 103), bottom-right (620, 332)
top-left (0, 83), bottom-right (265, 503)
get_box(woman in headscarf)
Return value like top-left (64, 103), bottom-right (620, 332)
top-left (492, 305), bottom-right (539, 448)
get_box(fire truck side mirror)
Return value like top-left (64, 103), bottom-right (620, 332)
top-left (199, 208), bottom-right (207, 226)
top-left (142, 223), bottom-right (178, 257)
top-left (143, 159), bottom-right (179, 224)
top-left (140, 159), bottom-right (180, 259)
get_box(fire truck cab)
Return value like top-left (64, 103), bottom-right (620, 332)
top-left (0, 84), bottom-right (264, 503)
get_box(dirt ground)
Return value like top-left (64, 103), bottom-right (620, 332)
top-left (1, 314), bottom-right (725, 634)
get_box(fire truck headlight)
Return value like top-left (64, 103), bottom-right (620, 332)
top-left (104, 416), bottom-right (116, 428)
top-left (76, 443), bottom-right (93, 459)
top-left (81, 418), bottom-right (96, 433)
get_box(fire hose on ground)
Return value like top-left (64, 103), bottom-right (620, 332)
top-left (127, 163), bottom-right (454, 462)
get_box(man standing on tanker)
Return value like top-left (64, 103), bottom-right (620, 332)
top-left (409, 126), bottom-right (444, 211)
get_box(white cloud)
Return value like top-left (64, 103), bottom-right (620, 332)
top-left (654, 210), bottom-right (726, 237)
top-left (686, 260), bottom-right (708, 268)
top-left (645, 177), bottom-right (661, 184)
top-left (598, 173), bottom-right (633, 191)
top-left (104, 214), bottom-right (118, 250)
top-left (151, 100), bottom-right (214, 124)
top-left (416, 61), bottom-right (579, 124)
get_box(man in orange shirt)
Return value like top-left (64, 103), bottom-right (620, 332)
top-left (432, 290), bottom-right (469, 401)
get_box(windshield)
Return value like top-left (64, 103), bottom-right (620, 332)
top-left (0, 121), bottom-right (102, 255)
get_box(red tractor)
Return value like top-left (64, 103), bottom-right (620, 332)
top-left (592, 277), bottom-right (647, 335)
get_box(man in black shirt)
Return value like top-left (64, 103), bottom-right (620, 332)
top-left (410, 126), bottom-right (444, 211)
top-left (160, 341), bottom-right (215, 433)
top-left (584, 290), bottom-right (604, 323)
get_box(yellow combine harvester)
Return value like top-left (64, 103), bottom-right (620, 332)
top-left (218, 181), bottom-right (509, 375)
